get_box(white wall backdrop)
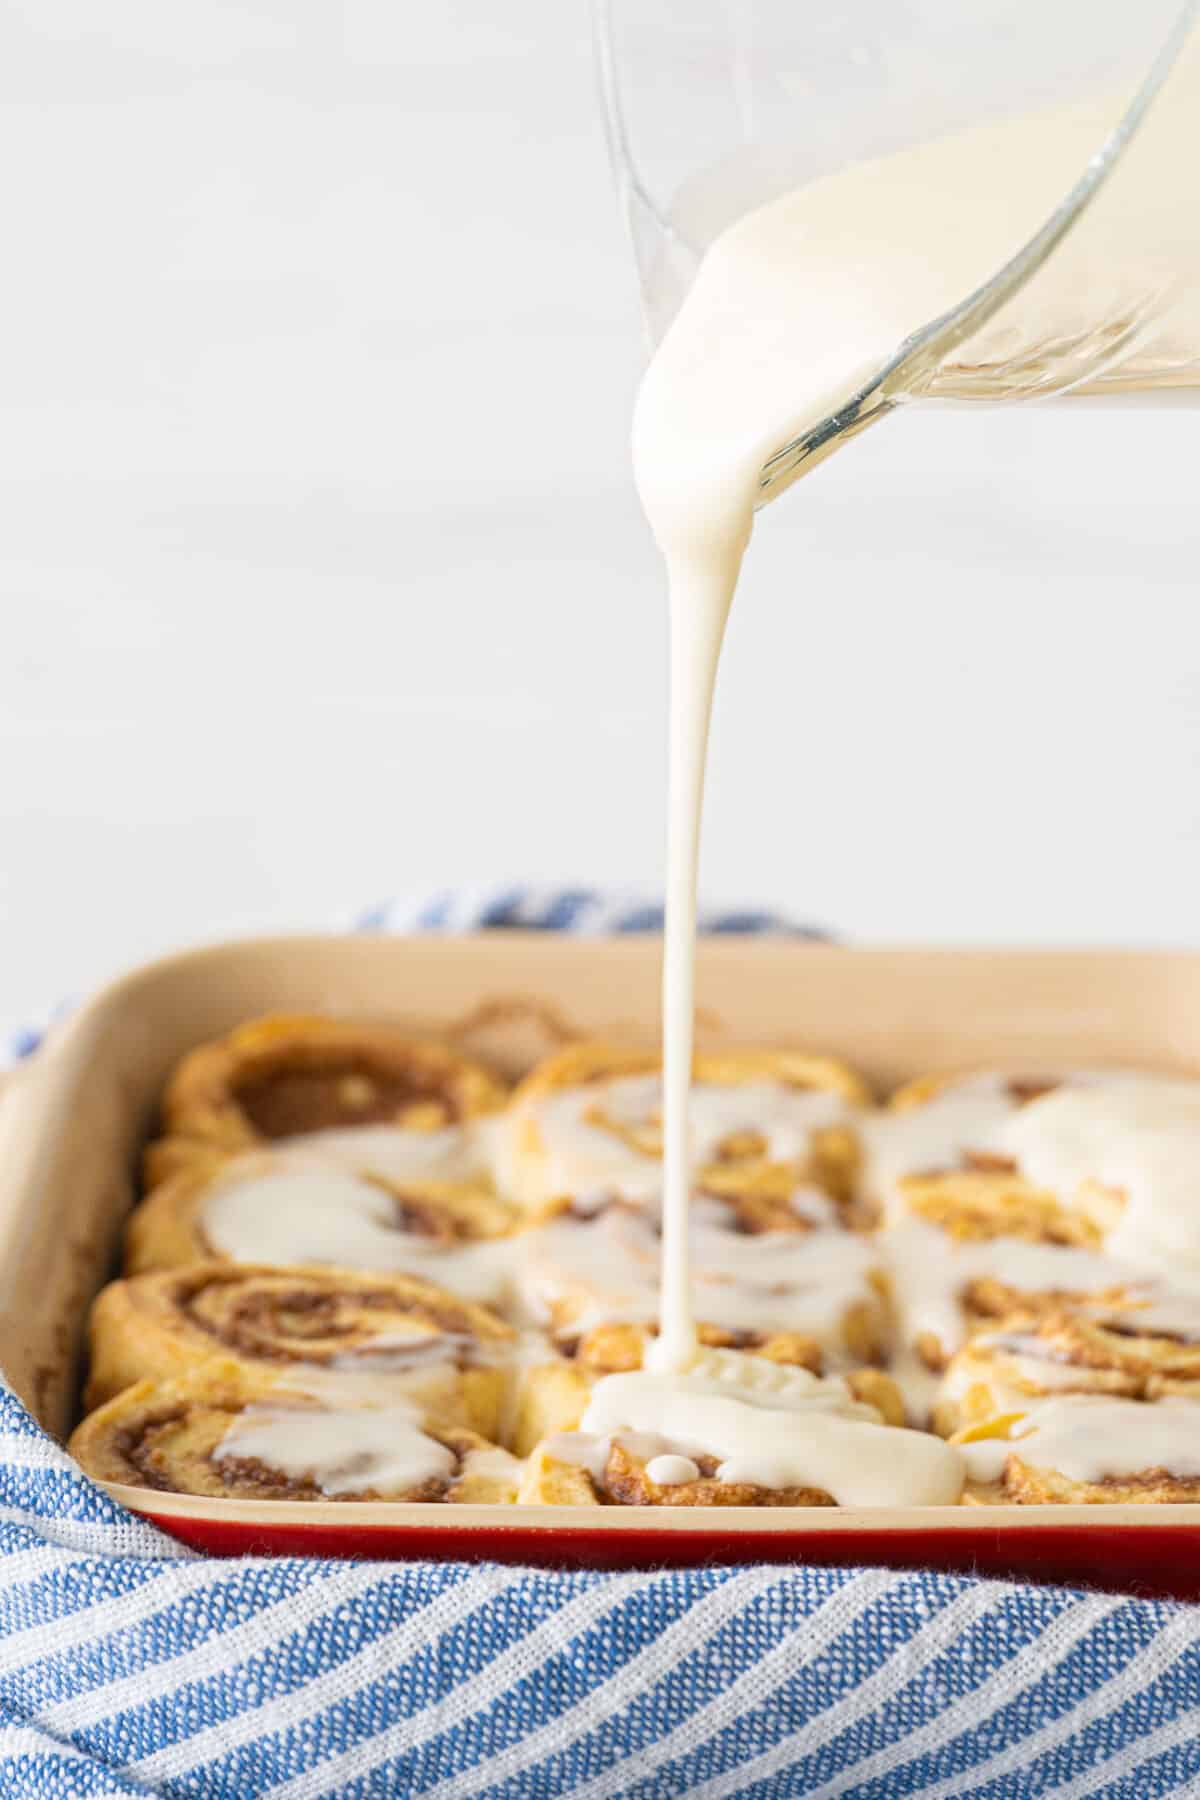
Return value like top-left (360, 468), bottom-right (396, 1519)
top-left (1, 1), bottom-right (1197, 1024)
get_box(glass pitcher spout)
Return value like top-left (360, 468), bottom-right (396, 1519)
top-left (598, 0), bottom-right (1200, 504)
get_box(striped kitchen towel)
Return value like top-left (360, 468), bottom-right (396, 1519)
top-left (1, 888), bottom-right (1199, 1800)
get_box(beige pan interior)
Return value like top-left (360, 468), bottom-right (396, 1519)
top-left (2, 932), bottom-right (1199, 1539)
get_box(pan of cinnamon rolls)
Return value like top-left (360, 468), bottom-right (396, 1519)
top-left (67, 1014), bottom-right (1200, 1517)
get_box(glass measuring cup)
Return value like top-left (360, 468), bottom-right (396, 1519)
top-left (595, 0), bottom-right (1200, 496)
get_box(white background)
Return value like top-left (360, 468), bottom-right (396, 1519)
top-left (1, 1), bottom-right (1197, 1027)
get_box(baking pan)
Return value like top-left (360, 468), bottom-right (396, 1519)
top-left (2, 933), bottom-right (1198, 1596)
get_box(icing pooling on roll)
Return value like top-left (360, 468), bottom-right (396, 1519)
top-left (201, 1166), bottom-right (519, 1307)
top-left (215, 1399), bottom-right (457, 1496)
top-left (962, 1395), bottom-right (1200, 1487)
top-left (576, 1350), bottom-right (963, 1505)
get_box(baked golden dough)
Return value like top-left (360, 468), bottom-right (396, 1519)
top-left (975, 1464), bottom-right (1200, 1505)
top-left (123, 1153), bottom-right (513, 1277)
top-left (880, 1188), bottom-right (1143, 1382)
top-left (85, 1262), bottom-right (517, 1438)
top-left (70, 1360), bottom-right (522, 1502)
top-left (894, 1169), bottom-right (1103, 1250)
top-left (569, 1313), bottom-right (891, 1382)
top-left (934, 1296), bottom-right (1200, 1435)
top-left (498, 1040), bottom-right (869, 1210)
top-left (693, 1162), bottom-right (873, 1232)
top-left (953, 1401), bottom-right (1200, 1505)
top-left (887, 1070), bottom-right (1066, 1113)
top-left (144, 1013), bottom-right (507, 1188)
top-left (518, 1437), bottom-right (839, 1507)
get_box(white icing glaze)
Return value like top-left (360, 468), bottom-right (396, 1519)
top-left (214, 1399), bottom-right (456, 1496)
top-left (265, 1364), bottom-right (463, 1412)
top-left (788, 1189), bottom-right (841, 1228)
top-left (514, 1075), bottom-right (854, 1210)
top-left (298, 1121), bottom-right (489, 1184)
top-left (1085, 1295), bottom-right (1200, 1342)
top-left (200, 1164), bottom-right (520, 1308)
top-left (541, 1431), bottom-right (613, 1484)
top-left (578, 1352), bottom-right (962, 1505)
top-left (960, 1439), bottom-right (1012, 1484)
top-left (987, 1396), bottom-right (1200, 1485)
top-left (882, 1218), bottom-right (1149, 1368)
top-left (860, 1084), bottom-right (1022, 1216)
top-left (516, 1207), bottom-right (658, 1328)
top-left (860, 1069), bottom-right (1146, 1220)
top-left (517, 1206), bottom-right (881, 1352)
top-left (991, 1078), bottom-right (1200, 1277)
top-left (936, 1336), bottom-right (1113, 1428)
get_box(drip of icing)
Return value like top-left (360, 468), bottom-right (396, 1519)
top-left (214, 1400), bottom-right (456, 1496)
top-left (645, 1454), bottom-right (701, 1486)
top-left (979, 1396), bottom-right (1200, 1485)
top-left (542, 1431), bottom-right (614, 1484)
top-left (200, 1166), bottom-right (519, 1308)
top-left (577, 1351), bottom-right (962, 1505)
top-left (959, 1438), bottom-right (1013, 1485)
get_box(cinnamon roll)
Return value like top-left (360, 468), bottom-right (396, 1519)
top-left (497, 1041), bottom-right (868, 1212)
top-left (518, 1352), bottom-right (962, 1507)
top-left (988, 1074), bottom-right (1200, 1280)
top-left (866, 1071), bottom-right (1200, 1286)
top-left (879, 1213), bottom-right (1147, 1421)
top-left (123, 1152), bottom-right (518, 1310)
top-left (860, 1068), bottom-right (1133, 1228)
top-left (70, 1362), bottom-right (522, 1503)
top-left (933, 1291), bottom-right (1200, 1435)
top-left (144, 1014), bottom-right (507, 1191)
top-left (953, 1394), bottom-right (1200, 1504)
top-left (518, 1190), bottom-right (889, 1372)
top-left (85, 1264), bottom-right (518, 1439)
top-left (891, 1168), bottom-right (1104, 1251)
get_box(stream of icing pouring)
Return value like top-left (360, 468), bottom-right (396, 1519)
top-left (629, 38), bottom-right (1200, 1447)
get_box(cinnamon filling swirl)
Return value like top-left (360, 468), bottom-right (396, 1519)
top-left (234, 1063), bottom-right (458, 1138)
top-left (178, 1272), bottom-right (506, 1368)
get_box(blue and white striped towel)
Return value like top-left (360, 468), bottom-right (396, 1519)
top-left (2, 889), bottom-right (1200, 1800)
